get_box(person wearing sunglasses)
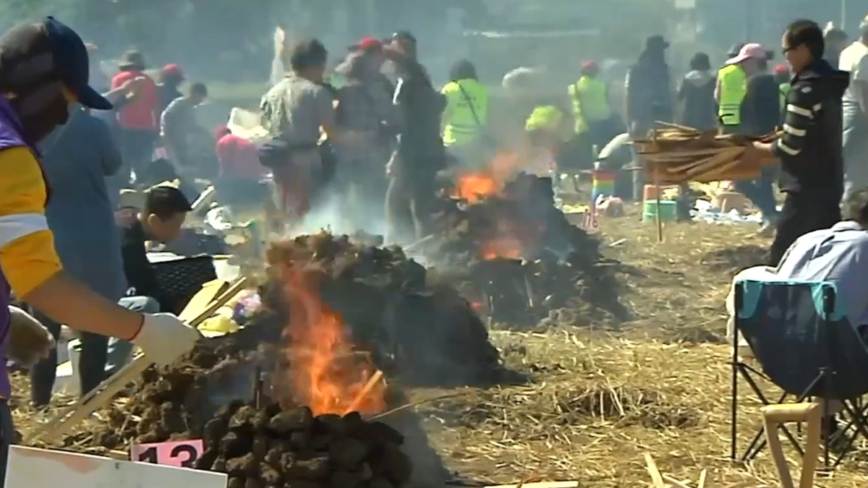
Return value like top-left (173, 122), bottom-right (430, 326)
top-left (752, 19), bottom-right (850, 266)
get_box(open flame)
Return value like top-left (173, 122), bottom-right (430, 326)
top-left (280, 268), bottom-right (385, 415)
top-left (454, 173), bottom-right (499, 203)
top-left (453, 151), bottom-right (522, 204)
top-left (481, 220), bottom-right (524, 260)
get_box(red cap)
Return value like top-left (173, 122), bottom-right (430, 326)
top-left (581, 61), bottom-right (598, 73)
top-left (355, 37), bottom-right (383, 52)
top-left (773, 63), bottom-right (790, 75)
top-left (162, 63), bottom-right (184, 79)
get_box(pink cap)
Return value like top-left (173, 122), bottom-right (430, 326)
top-left (725, 43), bottom-right (768, 65)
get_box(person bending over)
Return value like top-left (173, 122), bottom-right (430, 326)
top-left (120, 185), bottom-right (192, 314)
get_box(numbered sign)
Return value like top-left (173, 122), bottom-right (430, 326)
top-left (6, 446), bottom-right (226, 488)
top-left (582, 210), bottom-right (600, 233)
top-left (131, 439), bottom-right (204, 469)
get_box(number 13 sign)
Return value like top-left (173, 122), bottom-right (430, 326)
top-left (131, 440), bottom-right (204, 469)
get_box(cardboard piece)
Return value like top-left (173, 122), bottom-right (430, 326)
top-left (5, 446), bottom-right (227, 488)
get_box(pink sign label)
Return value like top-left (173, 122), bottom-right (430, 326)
top-left (131, 439), bottom-right (203, 469)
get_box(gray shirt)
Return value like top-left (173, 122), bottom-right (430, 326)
top-left (260, 75), bottom-right (334, 166)
top-left (776, 221), bottom-right (868, 327)
top-left (160, 96), bottom-right (197, 143)
top-left (41, 108), bottom-right (127, 301)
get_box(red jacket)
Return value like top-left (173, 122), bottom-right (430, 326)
top-left (216, 134), bottom-right (267, 180)
top-left (111, 70), bottom-right (159, 131)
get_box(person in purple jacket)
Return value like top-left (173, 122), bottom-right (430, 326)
top-left (0, 17), bottom-right (201, 483)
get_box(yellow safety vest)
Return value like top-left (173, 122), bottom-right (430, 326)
top-left (441, 79), bottom-right (488, 146)
top-left (779, 82), bottom-right (790, 111)
top-left (717, 65), bottom-right (747, 126)
top-left (568, 75), bottom-right (611, 135)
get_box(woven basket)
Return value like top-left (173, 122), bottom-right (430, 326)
top-left (151, 255), bottom-right (218, 311)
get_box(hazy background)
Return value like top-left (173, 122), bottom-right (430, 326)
top-left (1, 0), bottom-right (863, 127)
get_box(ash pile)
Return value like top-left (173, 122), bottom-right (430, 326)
top-left (428, 172), bottom-right (630, 328)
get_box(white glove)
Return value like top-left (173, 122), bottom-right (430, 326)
top-left (132, 313), bottom-right (201, 366)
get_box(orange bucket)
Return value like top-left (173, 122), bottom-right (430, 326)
top-left (643, 184), bottom-right (679, 201)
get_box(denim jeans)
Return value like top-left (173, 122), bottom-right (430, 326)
top-left (105, 296), bottom-right (160, 376)
top-left (734, 169), bottom-right (779, 223)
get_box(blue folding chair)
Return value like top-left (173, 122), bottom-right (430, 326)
top-left (731, 279), bottom-right (868, 467)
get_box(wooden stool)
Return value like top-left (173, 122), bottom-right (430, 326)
top-left (713, 191), bottom-right (746, 213)
top-left (761, 403), bottom-right (822, 488)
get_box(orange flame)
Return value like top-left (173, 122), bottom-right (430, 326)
top-left (280, 268), bottom-right (385, 415)
top-left (453, 151), bottom-right (523, 204)
top-left (482, 236), bottom-right (523, 260)
top-left (454, 173), bottom-right (499, 203)
top-left (481, 220), bottom-right (525, 260)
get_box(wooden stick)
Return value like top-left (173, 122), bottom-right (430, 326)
top-left (343, 370), bottom-right (384, 415)
top-left (645, 453), bottom-right (665, 488)
top-left (697, 469), bottom-right (707, 488)
top-left (31, 278), bottom-right (248, 443)
top-left (403, 234), bottom-right (435, 252)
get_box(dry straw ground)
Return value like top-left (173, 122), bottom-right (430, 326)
top-left (413, 214), bottom-right (868, 487)
top-left (10, 210), bottom-right (868, 487)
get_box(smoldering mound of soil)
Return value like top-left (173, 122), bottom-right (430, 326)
top-left (427, 173), bottom-right (630, 328)
top-left (68, 314), bottom-right (450, 488)
top-left (263, 233), bottom-right (522, 387)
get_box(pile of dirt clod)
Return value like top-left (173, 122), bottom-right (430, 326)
top-left (196, 402), bottom-right (414, 488)
top-left (428, 172), bottom-right (630, 328)
top-left (69, 313), bottom-right (449, 488)
top-left (263, 233), bottom-right (519, 387)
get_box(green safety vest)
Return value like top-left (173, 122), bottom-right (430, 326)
top-left (717, 64), bottom-right (747, 126)
top-left (568, 75), bottom-right (611, 134)
top-left (779, 82), bottom-right (791, 111)
top-left (441, 79), bottom-right (488, 146)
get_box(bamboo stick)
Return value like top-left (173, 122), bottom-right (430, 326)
top-left (31, 278), bottom-right (248, 443)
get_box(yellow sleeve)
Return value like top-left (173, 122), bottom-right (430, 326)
top-left (0, 146), bottom-right (63, 297)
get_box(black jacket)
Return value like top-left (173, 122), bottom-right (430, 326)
top-left (626, 55), bottom-right (672, 129)
top-left (677, 70), bottom-right (717, 130)
top-left (773, 60), bottom-right (849, 195)
top-left (741, 73), bottom-right (780, 137)
top-left (120, 220), bottom-right (173, 312)
top-left (393, 59), bottom-right (446, 173)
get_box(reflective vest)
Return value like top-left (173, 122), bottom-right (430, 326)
top-left (526, 105), bottom-right (564, 132)
top-left (779, 82), bottom-right (791, 111)
top-left (568, 75), bottom-right (611, 134)
top-left (441, 79), bottom-right (488, 146)
top-left (717, 65), bottom-right (747, 126)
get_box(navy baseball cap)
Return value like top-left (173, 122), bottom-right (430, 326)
top-left (0, 16), bottom-right (112, 110)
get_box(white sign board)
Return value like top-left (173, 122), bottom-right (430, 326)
top-left (6, 446), bottom-right (227, 488)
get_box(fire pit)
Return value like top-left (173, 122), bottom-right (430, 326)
top-left (430, 171), bottom-right (630, 327)
top-left (64, 233), bottom-right (525, 487)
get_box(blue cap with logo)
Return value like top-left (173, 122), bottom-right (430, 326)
top-left (0, 16), bottom-right (112, 110)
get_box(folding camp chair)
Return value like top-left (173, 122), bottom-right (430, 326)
top-left (730, 279), bottom-right (868, 467)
